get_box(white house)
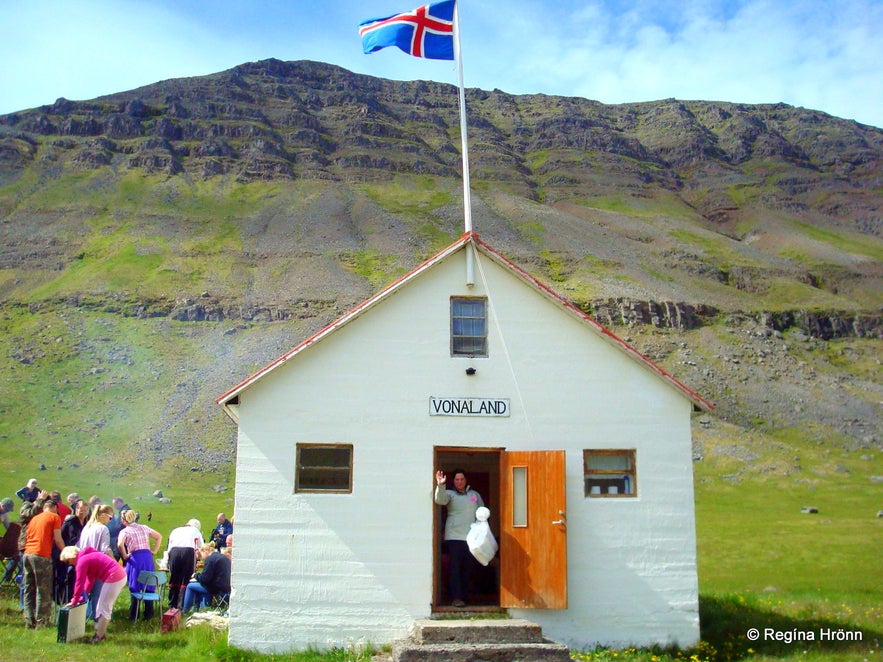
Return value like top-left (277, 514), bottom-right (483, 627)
top-left (216, 231), bottom-right (713, 653)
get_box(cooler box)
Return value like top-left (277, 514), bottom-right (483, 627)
top-left (57, 603), bottom-right (87, 643)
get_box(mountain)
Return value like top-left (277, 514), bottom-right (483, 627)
top-left (0, 59), bottom-right (880, 479)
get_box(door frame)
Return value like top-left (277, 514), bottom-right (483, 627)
top-left (432, 446), bottom-right (502, 611)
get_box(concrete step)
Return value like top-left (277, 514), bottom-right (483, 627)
top-left (413, 619), bottom-right (545, 644)
top-left (392, 641), bottom-right (572, 662)
top-left (392, 619), bottom-right (571, 662)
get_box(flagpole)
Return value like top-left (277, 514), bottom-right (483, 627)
top-left (453, 0), bottom-right (472, 235)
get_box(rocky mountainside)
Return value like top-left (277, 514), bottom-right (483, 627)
top-left (0, 59), bottom-right (880, 473)
top-left (2, 59), bottom-right (882, 313)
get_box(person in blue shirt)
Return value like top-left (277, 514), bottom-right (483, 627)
top-left (183, 544), bottom-right (231, 612)
top-left (16, 479), bottom-right (40, 502)
top-left (209, 514), bottom-right (233, 549)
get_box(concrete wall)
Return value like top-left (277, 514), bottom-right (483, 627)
top-left (227, 245), bottom-right (699, 652)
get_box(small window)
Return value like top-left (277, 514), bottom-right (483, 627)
top-left (295, 444), bottom-right (353, 493)
top-left (451, 297), bottom-right (487, 357)
top-left (584, 450), bottom-right (636, 497)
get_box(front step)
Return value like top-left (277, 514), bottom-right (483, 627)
top-left (416, 619), bottom-right (545, 645)
top-left (393, 619), bottom-right (571, 662)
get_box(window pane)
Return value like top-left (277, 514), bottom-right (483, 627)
top-left (587, 454), bottom-right (631, 471)
top-left (299, 446), bottom-right (350, 468)
top-left (296, 444), bottom-right (352, 493)
top-left (298, 468), bottom-right (350, 491)
top-left (451, 297), bottom-right (488, 357)
top-left (512, 467), bottom-right (527, 527)
top-left (584, 450), bottom-right (636, 497)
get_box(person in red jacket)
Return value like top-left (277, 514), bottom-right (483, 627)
top-left (61, 546), bottom-right (127, 643)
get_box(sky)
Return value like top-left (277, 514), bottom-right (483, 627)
top-left (1, 0), bottom-right (881, 128)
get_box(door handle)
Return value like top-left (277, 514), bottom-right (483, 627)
top-left (552, 510), bottom-right (566, 526)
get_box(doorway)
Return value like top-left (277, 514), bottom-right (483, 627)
top-left (432, 446), bottom-right (502, 610)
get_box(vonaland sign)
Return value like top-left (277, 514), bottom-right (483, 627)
top-left (429, 396), bottom-right (510, 417)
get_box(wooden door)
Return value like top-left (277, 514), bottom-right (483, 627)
top-left (499, 450), bottom-right (567, 609)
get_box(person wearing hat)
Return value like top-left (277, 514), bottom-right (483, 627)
top-left (16, 479), bottom-right (39, 503)
top-left (22, 499), bottom-right (64, 628)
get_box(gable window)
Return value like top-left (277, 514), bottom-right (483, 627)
top-left (584, 449), bottom-right (636, 497)
top-left (451, 297), bottom-right (488, 357)
top-left (295, 444), bottom-right (353, 493)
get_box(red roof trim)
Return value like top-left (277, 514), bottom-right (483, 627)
top-left (217, 231), bottom-right (713, 411)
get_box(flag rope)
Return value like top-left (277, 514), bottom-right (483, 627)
top-left (473, 246), bottom-right (536, 444)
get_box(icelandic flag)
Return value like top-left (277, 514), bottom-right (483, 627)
top-left (359, 0), bottom-right (455, 60)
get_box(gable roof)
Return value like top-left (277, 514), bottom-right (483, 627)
top-left (217, 232), bottom-right (714, 418)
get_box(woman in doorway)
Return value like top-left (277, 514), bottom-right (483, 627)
top-left (434, 468), bottom-right (484, 607)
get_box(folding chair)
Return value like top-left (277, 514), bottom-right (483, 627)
top-left (0, 523), bottom-right (21, 585)
top-left (212, 591), bottom-right (230, 613)
top-left (131, 570), bottom-right (168, 620)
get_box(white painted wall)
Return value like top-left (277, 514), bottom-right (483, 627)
top-left (227, 244), bottom-right (699, 652)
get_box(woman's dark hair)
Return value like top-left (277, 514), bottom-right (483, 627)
top-left (452, 468), bottom-right (467, 479)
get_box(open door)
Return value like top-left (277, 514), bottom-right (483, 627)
top-left (499, 450), bottom-right (567, 609)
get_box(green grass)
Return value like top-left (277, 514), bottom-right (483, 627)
top-left (0, 588), bottom-right (380, 661)
top-left (338, 250), bottom-right (406, 289)
top-left (359, 175), bottom-right (452, 215)
top-left (668, 228), bottom-right (761, 270)
top-left (787, 219), bottom-right (883, 262)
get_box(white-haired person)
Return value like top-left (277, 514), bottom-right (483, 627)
top-left (15, 479), bottom-right (39, 502)
top-left (165, 518), bottom-right (203, 609)
top-left (117, 509), bottom-right (162, 620)
top-left (60, 546), bottom-right (126, 643)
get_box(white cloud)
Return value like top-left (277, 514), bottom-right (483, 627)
top-left (464, 0), bottom-right (883, 127)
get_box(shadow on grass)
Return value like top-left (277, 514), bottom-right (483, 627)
top-left (699, 594), bottom-right (882, 661)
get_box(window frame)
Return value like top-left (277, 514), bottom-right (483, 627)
top-left (583, 449), bottom-right (637, 498)
top-left (295, 443), bottom-right (354, 494)
top-left (450, 296), bottom-right (488, 358)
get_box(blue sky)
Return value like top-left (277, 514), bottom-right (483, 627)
top-left (2, 0), bottom-right (881, 128)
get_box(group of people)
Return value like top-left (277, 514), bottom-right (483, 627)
top-left (2, 478), bottom-right (234, 643)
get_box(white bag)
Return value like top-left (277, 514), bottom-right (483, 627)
top-left (466, 506), bottom-right (498, 566)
